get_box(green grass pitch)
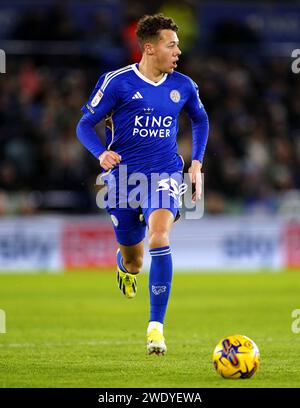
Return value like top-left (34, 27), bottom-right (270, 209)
top-left (0, 271), bottom-right (300, 388)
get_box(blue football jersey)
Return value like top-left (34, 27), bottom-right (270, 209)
top-left (81, 63), bottom-right (207, 176)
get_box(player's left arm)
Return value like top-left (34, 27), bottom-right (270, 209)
top-left (183, 79), bottom-right (209, 201)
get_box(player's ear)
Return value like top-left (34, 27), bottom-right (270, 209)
top-left (144, 43), bottom-right (154, 55)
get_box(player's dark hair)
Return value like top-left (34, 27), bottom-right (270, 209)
top-left (136, 14), bottom-right (178, 48)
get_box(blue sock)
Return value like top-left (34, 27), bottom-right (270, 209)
top-left (117, 250), bottom-right (127, 273)
top-left (149, 246), bottom-right (173, 324)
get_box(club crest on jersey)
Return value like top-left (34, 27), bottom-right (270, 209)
top-left (91, 90), bottom-right (103, 107)
top-left (170, 89), bottom-right (181, 103)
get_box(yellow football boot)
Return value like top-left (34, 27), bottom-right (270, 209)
top-left (116, 267), bottom-right (137, 299)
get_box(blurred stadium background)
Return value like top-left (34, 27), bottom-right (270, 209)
top-left (0, 0), bottom-right (299, 272)
top-left (1, 0), bottom-right (300, 390)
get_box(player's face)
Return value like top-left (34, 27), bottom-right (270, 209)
top-left (152, 29), bottom-right (181, 74)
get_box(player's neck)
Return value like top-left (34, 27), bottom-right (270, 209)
top-left (138, 58), bottom-right (165, 83)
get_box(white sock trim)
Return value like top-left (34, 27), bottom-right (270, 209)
top-left (147, 321), bottom-right (163, 334)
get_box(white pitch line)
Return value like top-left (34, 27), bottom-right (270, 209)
top-left (0, 340), bottom-right (142, 348)
top-left (0, 338), bottom-right (205, 349)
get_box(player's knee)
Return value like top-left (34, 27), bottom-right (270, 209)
top-left (123, 256), bottom-right (143, 274)
top-left (148, 230), bottom-right (169, 249)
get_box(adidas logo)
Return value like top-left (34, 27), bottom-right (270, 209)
top-left (132, 91), bottom-right (143, 99)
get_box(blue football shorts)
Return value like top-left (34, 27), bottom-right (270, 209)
top-left (104, 171), bottom-right (187, 246)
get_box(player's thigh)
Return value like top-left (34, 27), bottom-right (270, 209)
top-left (147, 209), bottom-right (174, 249)
top-left (142, 171), bottom-right (184, 227)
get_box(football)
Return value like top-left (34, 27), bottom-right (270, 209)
top-left (213, 334), bottom-right (260, 379)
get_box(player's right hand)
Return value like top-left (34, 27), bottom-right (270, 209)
top-left (99, 150), bottom-right (122, 171)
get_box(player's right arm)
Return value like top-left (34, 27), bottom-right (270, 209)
top-left (76, 74), bottom-right (121, 170)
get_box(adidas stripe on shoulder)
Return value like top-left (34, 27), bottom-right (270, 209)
top-left (100, 65), bottom-right (133, 92)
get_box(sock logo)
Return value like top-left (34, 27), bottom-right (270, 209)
top-left (152, 285), bottom-right (166, 295)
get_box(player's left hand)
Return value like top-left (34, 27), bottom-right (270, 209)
top-left (188, 160), bottom-right (202, 202)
